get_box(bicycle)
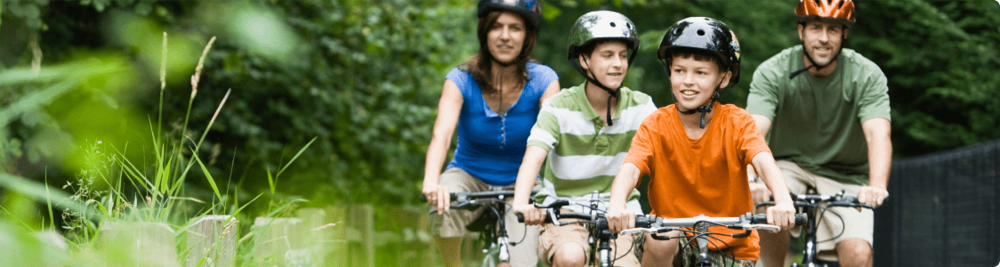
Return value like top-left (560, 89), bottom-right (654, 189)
top-left (617, 213), bottom-right (806, 267)
top-left (425, 189), bottom-right (538, 267)
top-left (756, 190), bottom-right (875, 267)
top-left (515, 192), bottom-right (631, 267)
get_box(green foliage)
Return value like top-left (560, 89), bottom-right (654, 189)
top-left (170, 0), bottom-right (475, 205)
top-left (850, 0), bottom-right (1000, 156)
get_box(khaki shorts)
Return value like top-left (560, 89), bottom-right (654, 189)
top-left (428, 167), bottom-right (540, 266)
top-left (538, 215), bottom-right (639, 266)
top-left (762, 160), bottom-right (874, 259)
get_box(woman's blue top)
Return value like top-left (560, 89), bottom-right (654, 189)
top-left (445, 62), bottom-right (558, 186)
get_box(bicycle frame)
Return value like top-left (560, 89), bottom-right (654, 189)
top-left (427, 189), bottom-right (538, 267)
top-left (621, 213), bottom-right (803, 267)
top-left (522, 193), bottom-right (620, 267)
top-left (757, 190), bottom-right (874, 267)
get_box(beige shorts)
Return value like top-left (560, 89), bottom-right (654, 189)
top-left (538, 215), bottom-right (639, 266)
top-left (427, 167), bottom-right (540, 266)
top-left (764, 160), bottom-right (875, 257)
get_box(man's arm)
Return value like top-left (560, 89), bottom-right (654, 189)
top-left (860, 117), bottom-right (891, 208)
top-left (750, 114), bottom-right (773, 139)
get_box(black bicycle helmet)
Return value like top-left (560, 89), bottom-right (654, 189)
top-left (658, 17), bottom-right (742, 128)
top-left (478, 0), bottom-right (543, 29)
top-left (657, 17), bottom-right (741, 88)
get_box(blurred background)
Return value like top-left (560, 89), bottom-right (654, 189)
top-left (1, 0), bottom-right (998, 266)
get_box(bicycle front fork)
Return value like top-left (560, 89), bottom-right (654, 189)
top-left (497, 236), bottom-right (510, 263)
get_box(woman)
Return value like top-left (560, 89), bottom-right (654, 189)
top-left (421, 1), bottom-right (559, 266)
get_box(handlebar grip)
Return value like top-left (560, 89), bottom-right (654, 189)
top-left (594, 215), bottom-right (651, 230)
top-left (634, 215), bottom-right (653, 228)
top-left (516, 211), bottom-right (554, 224)
top-left (749, 213), bottom-right (808, 226)
top-left (420, 193), bottom-right (458, 202)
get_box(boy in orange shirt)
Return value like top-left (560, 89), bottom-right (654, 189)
top-left (604, 17), bottom-right (797, 267)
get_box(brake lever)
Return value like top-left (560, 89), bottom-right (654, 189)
top-left (739, 224), bottom-right (781, 233)
top-left (619, 228), bottom-right (657, 236)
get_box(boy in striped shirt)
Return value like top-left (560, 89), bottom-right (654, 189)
top-left (511, 11), bottom-right (655, 266)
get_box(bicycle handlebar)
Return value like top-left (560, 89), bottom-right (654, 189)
top-left (421, 189), bottom-right (540, 202)
top-left (755, 191), bottom-right (876, 210)
top-left (518, 210), bottom-right (804, 233)
top-left (620, 213), bottom-right (806, 237)
top-left (424, 189), bottom-right (540, 214)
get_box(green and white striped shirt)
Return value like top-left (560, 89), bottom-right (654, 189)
top-left (528, 83), bottom-right (656, 213)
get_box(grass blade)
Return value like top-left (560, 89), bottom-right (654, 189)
top-left (276, 136), bottom-right (317, 177)
top-left (192, 150), bottom-right (224, 203)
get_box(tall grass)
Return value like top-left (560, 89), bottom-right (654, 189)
top-left (0, 32), bottom-right (317, 266)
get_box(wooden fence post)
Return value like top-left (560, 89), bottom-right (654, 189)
top-left (251, 217), bottom-right (304, 265)
top-left (98, 221), bottom-right (179, 267)
top-left (296, 208), bottom-right (333, 266)
top-left (346, 204), bottom-right (374, 267)
top-left (323, 206), bottom-right (348, 267)
top-left (184, 215), bottom-right (237, 267)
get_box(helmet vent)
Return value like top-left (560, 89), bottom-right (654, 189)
top-left (697, 29), bottom-right (705, 36)
top-left (610, 22), bottom-right (617, 27)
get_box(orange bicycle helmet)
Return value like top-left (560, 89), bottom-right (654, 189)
top-left (795, 0), bottom-right (855, 28)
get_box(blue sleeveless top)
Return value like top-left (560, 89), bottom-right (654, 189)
top-left (445, 62), bottom-right (558, 186)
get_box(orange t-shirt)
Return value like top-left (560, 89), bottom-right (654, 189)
top-left (624, 102), bottom-right (771, 260)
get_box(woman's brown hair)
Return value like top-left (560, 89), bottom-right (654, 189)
top-left (459, 10), bottom-right (538, 94)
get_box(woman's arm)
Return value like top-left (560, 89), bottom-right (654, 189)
top-left (539, 80), bottom-right (560, 105)
top-left (423, 80), bottom-right (464, 214)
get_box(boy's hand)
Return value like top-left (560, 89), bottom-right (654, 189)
top-left (605, 206), bottom-right (635, 233)
top-left (514, 204), bottom-right (546, 225)
top-left (765, 201), bottom-right (796, 230)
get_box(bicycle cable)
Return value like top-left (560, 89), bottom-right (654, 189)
top-left (504, 203), bottom-right (532, 246)
top-left (671, 226), bottom-right (742, 267)
top-left (813, 205), bottom-right (848, 244)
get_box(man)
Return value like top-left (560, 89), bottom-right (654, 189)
top-left (746, 1), bottom-right (891, 267)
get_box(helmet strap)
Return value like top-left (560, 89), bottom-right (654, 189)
top-left (576, 56), bottom-right (621, 126)
top-left (790, 31), bottom-right (847, 79)
top-left (675, 79), bottom-right (725, 129)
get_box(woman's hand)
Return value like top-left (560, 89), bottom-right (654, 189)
top-left (422, 182), bottom-right (450, 215)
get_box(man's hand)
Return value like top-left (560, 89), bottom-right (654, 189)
top-left (605, 206), bottom-right (635, 233)
top-left (513, 204), bottom-right (546, 225)
top-left (750, 182), bottom-right (773, 205)
top-left (422, 183), bottom-right (450, 215)
top-left (857, 185), bottom-right (889, 208)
